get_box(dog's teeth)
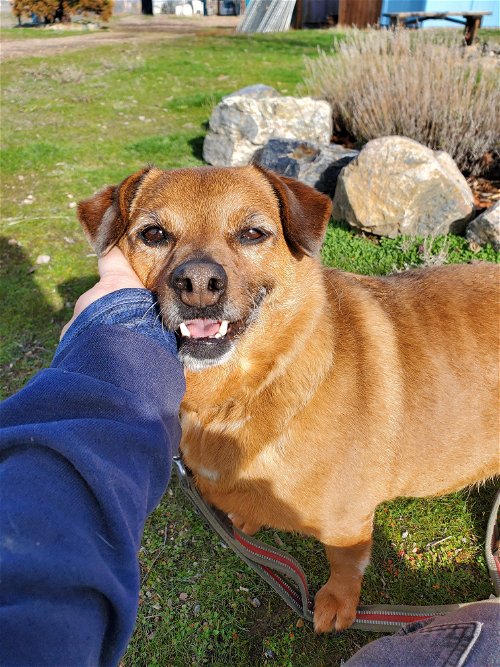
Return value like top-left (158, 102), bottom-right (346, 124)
top-left (214, 333), bottom-right (222, 339)
top-left (219, 320), bottom-right (229, 337)
top-left (179, 322), bottom-right (191, 338)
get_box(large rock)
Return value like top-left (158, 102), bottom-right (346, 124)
top-left (203, 95), bottom-right (332, 167)
top-left (254, 138), bottom-right (358, 198)
top-left (466, 202), bottom-right (500, 251)
top-left (225, 84), bottom-right (281, 99)
top-left (332, 137), bottom-right (475, 238)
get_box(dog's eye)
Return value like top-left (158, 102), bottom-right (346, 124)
top-left (239, 228), bottom-right (267, 244)
top-left (140, 226), bottom-right (168, 246)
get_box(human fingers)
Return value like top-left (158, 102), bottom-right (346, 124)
top-left (61, 248), bottom-right (145, 339)
top-left (97, 246), bottom-right (144, 289)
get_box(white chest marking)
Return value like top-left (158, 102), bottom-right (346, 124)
top-left (197, 466), bottom-right (220, 482)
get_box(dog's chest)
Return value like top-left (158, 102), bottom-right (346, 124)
top-left (179, 400), bottom-right (285, 491)
top-left (179, 405), bottom-right (249, 484)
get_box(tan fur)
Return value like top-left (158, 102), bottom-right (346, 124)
top-left (78, 165), bottom-right (500, 633)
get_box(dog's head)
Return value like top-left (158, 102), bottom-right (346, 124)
top-left (78, 165), bottom-right (331, 371)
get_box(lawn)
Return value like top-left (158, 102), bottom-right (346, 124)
top-left (0, 25), bottom-right (98, 38)
top-left (1, 22), bottom-right (498, 667)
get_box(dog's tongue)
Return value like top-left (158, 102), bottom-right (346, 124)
top-left (186, 319), bottom-right (220, 338)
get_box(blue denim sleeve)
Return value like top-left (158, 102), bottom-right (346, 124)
top-left (0, 289), bottom-right (185, 667)
top-left (54, 287), bottom-right (177, 361)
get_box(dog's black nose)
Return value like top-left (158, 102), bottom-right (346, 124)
top-left (171, 259), bottom-right (227, 308)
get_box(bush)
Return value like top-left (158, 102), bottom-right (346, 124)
top-left (303, 29), bottom-right (500, 176)
top-left (12, 0), bottom-right (113, 24)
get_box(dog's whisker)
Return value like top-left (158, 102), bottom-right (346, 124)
top-left (139, 302), bottom-right (157, 323)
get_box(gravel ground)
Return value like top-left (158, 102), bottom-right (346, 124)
top-left (0, 14), bottom-right (240, 60)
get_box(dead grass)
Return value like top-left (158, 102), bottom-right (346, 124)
top-left (303, 29), bottom-right (500, 176)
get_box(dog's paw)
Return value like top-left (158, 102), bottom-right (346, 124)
top-left (228, 512), bottom-right (261, 536)
top-left (313, 584), bottom-right (357, 633)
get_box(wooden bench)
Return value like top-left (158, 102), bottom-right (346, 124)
top-left (383, 11), bottom-right (492, 45)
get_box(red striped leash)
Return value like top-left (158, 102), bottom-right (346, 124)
top-left (173, 456), bottom-right (500, 633)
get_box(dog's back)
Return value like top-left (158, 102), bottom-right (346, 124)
top-left (322, 262), bottom-right (499, 499)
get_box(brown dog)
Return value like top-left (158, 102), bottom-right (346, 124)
top-left (78, 165), bottom-right (500, 633)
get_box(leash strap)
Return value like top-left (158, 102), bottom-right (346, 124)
top-left (172, 456), bottom-right (313, 620)
top-left (173, 456), bottom-right (500, 632)
top-left (485, 488), bottom-right (500, 596)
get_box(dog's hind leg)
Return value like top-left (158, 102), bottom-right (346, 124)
top-left (314, 519), bottom-right (374, 633)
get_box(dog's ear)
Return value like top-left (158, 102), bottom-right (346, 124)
top-left (77, 167), bottom-right (151, 255)
top-left (254, 165), bottom-right (332, 257)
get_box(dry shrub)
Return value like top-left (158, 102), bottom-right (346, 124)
top-left (13, 0), bottom-right (62, 22)
top-left (12, 0), bottom-right (113, 23)
top-left (76, 0), bottom-right (113, 21)
top-left (303, 29), bottom-right (500, 176)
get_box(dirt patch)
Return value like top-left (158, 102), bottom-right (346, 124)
top-left (0, 14), bottom-right (240, 60)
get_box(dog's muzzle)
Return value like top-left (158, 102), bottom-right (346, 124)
top-left (166, 261), bottom-right (268, 371)
top-left (170, 259), bottom-right (227, 309)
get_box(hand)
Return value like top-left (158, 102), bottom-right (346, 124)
top-left (61, 247), bottom-right (144, 339)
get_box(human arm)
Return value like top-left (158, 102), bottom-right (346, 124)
top-left (0, 249), bottom-right (185, 666)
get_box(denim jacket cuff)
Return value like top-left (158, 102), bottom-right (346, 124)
top-left (54, 288), bottom-right (178, 361)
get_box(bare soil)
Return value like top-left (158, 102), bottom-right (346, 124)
top-left (0, 14), bottom-right (240, 60)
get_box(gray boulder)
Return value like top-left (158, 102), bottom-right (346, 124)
top-left (254, 138), bottom-right (359, 198)
top-left (332, 136), bottom-right (475, 238)
top-left (203, 95), bottom-right (332, 167)
top-left (224, 84), bottom-right (281, 99)
top-left (466, 202), bottom-right (500, 251)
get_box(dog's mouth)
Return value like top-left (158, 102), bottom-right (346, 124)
top-left (174, 317), bottom-right (245, 371)
top-left (177, 318), bottom-right (244, 341)
top-left (173, 287), bottom-right (268, 370)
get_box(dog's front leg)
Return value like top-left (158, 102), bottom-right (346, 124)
top-left (201, 487), bottom-right (264, 535)
top-left (314, 536), bottom-right (372, 633)
top-left (228, 512), bottom-right (262, 536)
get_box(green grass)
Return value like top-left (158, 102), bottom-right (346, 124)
top-left (1, 25), bottom-right (499, 667)
top-left (478, 27), bottom-right (500, 44)
top-left (321, 222), bottom-right (498, 275)
top-left (0, 25), bottom-right (100, 38)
